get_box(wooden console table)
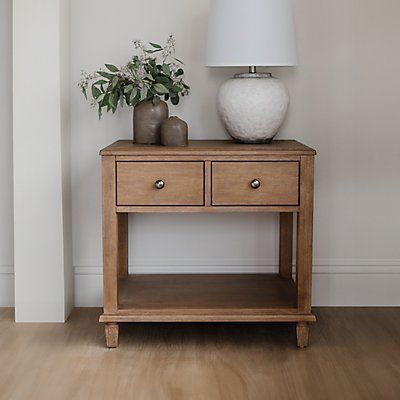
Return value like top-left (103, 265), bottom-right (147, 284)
top-left (99, 140), bottom-right (316, 348)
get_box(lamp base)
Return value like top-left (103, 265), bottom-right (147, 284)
top-left (217, 73), bottom-right (289, 144)
top-left (233, 137), bottom-right (274, 145)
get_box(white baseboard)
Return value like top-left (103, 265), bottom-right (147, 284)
top-left (3, 262), bottom-right (400, 308)
top-left (0, 266), bottom-right (14, 307)
top-left (74, 260), bottom-right (400, 307)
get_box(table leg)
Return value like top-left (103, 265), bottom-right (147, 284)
top-left (118, 213), bottom-right (128, 278)
top-left (296, 156), bottom-right (314, 315)
top-left (279, 212), bottom-right (293, 279)
top-left (105, 323), bottom-right (119, 348)
top-left (102, 156), bottom-right (119, 315)
top-left (296, 322), bottom-right (309, 348)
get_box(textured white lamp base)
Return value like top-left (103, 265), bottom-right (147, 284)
top-left (217, 73), bottom-right (289, 143)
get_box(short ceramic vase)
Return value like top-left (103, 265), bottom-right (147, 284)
top-left (161, 117), bottom-right (188, 147)
top-left (133, 100), bottom-right (169, 144)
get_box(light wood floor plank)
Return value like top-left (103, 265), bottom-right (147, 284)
top-left (0, 308), bottom-right (399, 400)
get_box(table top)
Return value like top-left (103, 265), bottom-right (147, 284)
top-left (100, 140), bottom-right (316, 156)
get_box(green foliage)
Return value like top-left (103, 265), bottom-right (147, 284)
top-left (78, 35), bottom-right (190, 119)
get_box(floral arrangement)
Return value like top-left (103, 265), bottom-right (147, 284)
top-left (78, 35), bottom-right (190, 118)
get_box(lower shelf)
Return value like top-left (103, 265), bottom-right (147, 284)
top-left (99, 274), bottom-right (316, 323)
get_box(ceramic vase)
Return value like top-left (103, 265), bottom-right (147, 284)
top-left (133, 100), bottom-right (169, 144)
top-left (160, 117), bottom-right (188, 147)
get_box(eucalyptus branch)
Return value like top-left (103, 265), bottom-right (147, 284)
top-left (78, 35), bottom-right (190, 119)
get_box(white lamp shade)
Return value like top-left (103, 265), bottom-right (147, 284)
top-left (206, 0), bottom-right (297, 67)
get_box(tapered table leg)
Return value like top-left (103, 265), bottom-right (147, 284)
top-left (102, 156), bottom-right (121, 348)
top-left (105, 323), bottom-right (119, 348)
top-left (296, 322), bottom-right (309, 348)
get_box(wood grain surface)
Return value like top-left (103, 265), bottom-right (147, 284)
top-left (212, 161), bottom-right (299, 206)
top-left (118, 274), bottom-right (297, 310)
top-left (115, 205), bottom-right (300, 213)
top-left (116, 161), bottom-right (204, 206)
top-left (101, 156), bottom-right (118, 313)
top-left (296, 156), bottom-right (314, 314)
top-left (100, 139), bottom-right (316, 156)
top-left (1, 307), bottom-right (399, 400)
top-left (279, 212), bottom-right (294, 279)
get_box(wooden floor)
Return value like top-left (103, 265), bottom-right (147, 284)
top-left (0, 308), bottom-right (399, 400)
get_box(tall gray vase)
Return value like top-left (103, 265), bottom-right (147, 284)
top-left (133, 100), bottom-right (169, 144)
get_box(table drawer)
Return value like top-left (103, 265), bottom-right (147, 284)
top-left (212, 162), bottom-right (299, 206)
top-left (117, 162), bottom-right (204, 206)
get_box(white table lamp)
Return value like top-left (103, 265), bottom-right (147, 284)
top-left (206, 0), bottom-right (297, 143)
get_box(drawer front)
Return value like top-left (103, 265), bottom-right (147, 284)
top-left (117, 162), bottom-right (204, 206)
top-left (212, 162), bottom-right (299, 206)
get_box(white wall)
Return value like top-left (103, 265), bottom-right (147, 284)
top-left (1, 0), bottom-right (397, 310)
top-left (0, 0), bottom-right (14, 307)
top-left (70, 0), bottom-right (400, 307)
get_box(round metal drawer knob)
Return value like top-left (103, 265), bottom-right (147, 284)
top-left (250, 179), bottom-right (261, 189)
top-left (155, 180), bottom-right (165, 189)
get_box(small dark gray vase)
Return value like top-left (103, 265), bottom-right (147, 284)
top-left (133, 100), bottom-right (169, 144)
top-left (161, 117), bottom-right (188, 147)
